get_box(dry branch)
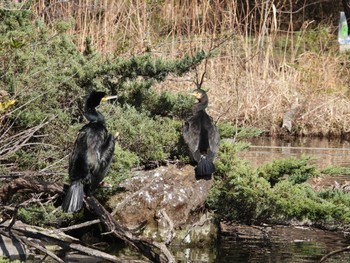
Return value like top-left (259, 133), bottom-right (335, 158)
top-left (0, 177), bottom-right (63, 205)
top-left (0, 221), bottom-right (143, 263)
top-left (8, 230), bottom-right (65, 263)
top-left (0, 177), bottom-right (174, 262)
top-left (0, 116), bottom-right (53, 161)
top-left (55, 219), bottom-right (101, 233)
top-left (156, 209), bottom-right (175, 246)
top-left (319, 246), bottom-right (350, 263)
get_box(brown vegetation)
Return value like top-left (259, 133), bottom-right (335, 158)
top-left (26, 0), bottom-right (350, 136)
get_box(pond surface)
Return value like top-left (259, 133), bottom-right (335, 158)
top-left (172, 225), bottom-right (350, 262)
top-left (238, 136), bottom-right (350, 169)
top-left (214, 225), bottom-right (350, 263)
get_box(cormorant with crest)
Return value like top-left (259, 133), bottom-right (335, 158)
top-left (183, 88), bottom-right (220, 178)
top-left (62, 91), bottom-right (117, 213)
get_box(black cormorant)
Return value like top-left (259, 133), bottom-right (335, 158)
top-left (183, 88), bottom-right (220, 178)
top-left (62, 91), bottom-right (117, 213)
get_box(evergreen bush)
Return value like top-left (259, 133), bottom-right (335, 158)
top-left (208, 142), bottom-right (350, 226)
top-left (0, 8), bottom-right (206, 176)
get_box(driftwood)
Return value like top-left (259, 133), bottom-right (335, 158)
top-left (319, 245), bottom-right (350, 263)
top-left (0, 177), bottom-right (64, 204)
top-left (0, 177), bottom-right (175, 263)
top-left (0, 221), bottom-right (147, 263)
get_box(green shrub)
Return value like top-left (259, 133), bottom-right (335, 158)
top-left (106, 105), bottom-right (181, 163)
top-left (208, 142), bottom-right (350, 226)
top-left (321, 166), bottom-right (350, 176)
top-left (0, 258), bottom-right (21, 263)
top-left (208, 142), bottom-right (271, 224)
top-left (17, 203), bottom-right (75, 227)
top-left (217, 123), bottom-right (263, 139)
top-left (257, 155), bottom-right (320, 186)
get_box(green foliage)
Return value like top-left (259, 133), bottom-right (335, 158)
top-left (208, 142), bottom-right (350, 226)
top-left (217, 122), bottom-right (236, 138)
top-left (321, 165), bottom-right (350, 176)
top-left (17, 203), bottom-right (75, 227)
top-left (268, 182), bottom-right (350, 225)
top-left (0, 258), bottom-right (21, 263)
top-left (105, 143), bottom-right (139, 185)
top-left (273, 25), bottom-right (336, 58)
top-left (257, 155), bottom-right (320, 186)
top-left (236, 127), bottom-right (264, 139)
top-left (294, 26), bottom-right (334, 53)
top-left (208, 142), bottom-right (271, 224)
top-left (0, 8), bottom-right (206, 174)
top-left (147, 91), bottom-right (193, 118)
top-left (106, 105), bottom-right (181, 163)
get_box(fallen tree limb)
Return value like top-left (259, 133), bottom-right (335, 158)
top-left (0, 177), bottom-right (64, 204)
top-left (8, 230), bottom-right (65, 263)
top-left (156, 209), bottom-right (175, 245)
top-left (0, 221), bottom-right (147, 263)
top-left (85, 196), bottom-right (175, 263)
top-left (319, 246), bottom-right (350, 262)
top-left (54, 219), bottom-right (101, 233)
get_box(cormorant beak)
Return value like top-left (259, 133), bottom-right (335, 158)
top-left (101, 95), bottom-right (118, 103)
top-left (190, 91), bottom-right (202, 100)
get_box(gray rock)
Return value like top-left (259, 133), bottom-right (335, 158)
top-left (107, 164), bottom-right (215, 243)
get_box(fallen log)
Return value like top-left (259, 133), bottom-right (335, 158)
top-left (0, 177), bottom-right (175, 262)
top-left (0, 177), bottom-right (64, 204)
top-left (0, 221), bottom-right (147, 263)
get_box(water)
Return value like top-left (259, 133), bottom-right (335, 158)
top-left (238, 137), bottom-right (350, 169)
top-left (171, 224), bottom-right (350, 262)
top-left (215, 226), bottom-right (350, 263)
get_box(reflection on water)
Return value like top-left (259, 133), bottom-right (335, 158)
top-left (172, 225), bottom-right (350, 262)
top-left (215, 226), bottom-right (350, 263)
top-left (239, 137), bottom-right (350, 169)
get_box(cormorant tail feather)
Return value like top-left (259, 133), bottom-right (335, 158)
top-left (62, 181), bottom-right (84, 213)
top-left (196, 157), bottom-right (215, 177)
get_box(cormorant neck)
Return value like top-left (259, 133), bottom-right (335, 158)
top-left (192, 99), bottom-right (208, 114)
top-left (84, 107), bottom-right (105, 123)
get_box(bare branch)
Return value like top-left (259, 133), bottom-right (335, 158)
top-left (319, 246), bottom-right (350, 262)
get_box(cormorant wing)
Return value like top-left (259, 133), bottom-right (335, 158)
top-left (183, 115), bottom-right (201, 161)
top-left (85, 126), bottom-right (115, 193)
top-left (68, 130), bottom-right (90, 182)
top-left (207, 120), bottom-right (220, 160)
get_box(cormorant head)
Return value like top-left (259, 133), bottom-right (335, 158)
top-left (84, 91), bottom-right (118, 122)
top-left (191, 89), bottom-right (208, 103)
top-left (190, 89), bottom-right (208, 113)
top-left (85, 91), bottom-right (107, 110)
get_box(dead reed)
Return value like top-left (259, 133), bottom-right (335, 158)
top-left (28, 0), bottom-right (350, 136)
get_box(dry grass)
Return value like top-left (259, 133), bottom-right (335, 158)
top-left (27, 0), bottom-right (350, 136)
